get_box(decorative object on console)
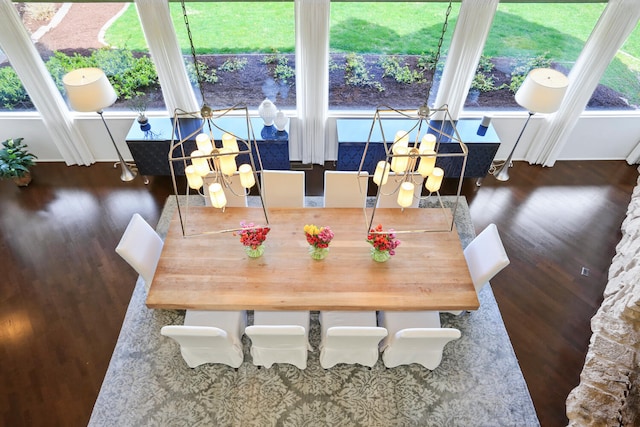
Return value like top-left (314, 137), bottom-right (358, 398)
top-left (367, 224), bottom-right (400, 263)
top-left (237, 221), bottom-right (270, 258)
top-left (359, 0), bottom-right (466, 233)
top-left (304, 224), bottom-right (334, 260)
top-left (489, 68), bottom-right (568, 181)
top-left (169, 0), bottom-right (268, 236)
top-left (258, 99), bottom-right (278, 126)
top-left (63, 67), bottom-right (138, 182)
top-left (274, 110), bottom-right (288, 131)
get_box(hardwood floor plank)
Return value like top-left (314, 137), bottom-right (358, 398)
top-left (0, 160), bottom-right (636, 426)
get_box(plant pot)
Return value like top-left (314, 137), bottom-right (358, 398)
top-left (244, 244), bottom-right (265, 258)
top-left (309, 246), bottom-right (329, 260)
top-left (371, 248), bottom-right (390, 263)
top-left (13, 172), bottom-right (32, 187)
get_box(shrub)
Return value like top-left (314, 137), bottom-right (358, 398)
top-left (379, 55), bottom-right (425, 84)
top-left (343, 54), bottom-right (384, 92)
top-left (185, 59), bottom-right (218, 85)
top-left (509, 55), bottom-right (552, 93)
top-left (219, 57), bottom-right (247, 73)
top-left (0, 67), bottom-right (30, 110)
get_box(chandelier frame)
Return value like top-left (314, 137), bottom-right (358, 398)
top-left (359, 104), bottom-right (468, 234)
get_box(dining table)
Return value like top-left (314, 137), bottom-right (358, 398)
top-left (146, 206), bottom-right (479, 311)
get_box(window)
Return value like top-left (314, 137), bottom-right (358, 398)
top-left (590, 20), bottom-right (640, 111)
top-left (0, 54), bottom-right (32, 111)
top-left (467, 3), bottom-right (605, 111)
top-left (11, 2), bottom-right (163, 112)
top-left (167, 2), bottom-right (296, 111)
top-left (329, 2), bottom-right (459, 111)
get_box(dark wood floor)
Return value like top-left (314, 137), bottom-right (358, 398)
top-left (0, 160), bottom-right (637, 427)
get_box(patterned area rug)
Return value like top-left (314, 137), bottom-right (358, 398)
top-left (89, 196), bottom-right (539, 426)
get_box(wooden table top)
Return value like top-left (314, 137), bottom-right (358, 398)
top-left (146, 206), bottom-right (479, 311)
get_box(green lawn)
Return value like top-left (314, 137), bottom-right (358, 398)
top-left (104, 2), bottom-right (639, 105)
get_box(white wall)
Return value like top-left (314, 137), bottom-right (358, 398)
top-left (2, 112), bottom-right (639, 164)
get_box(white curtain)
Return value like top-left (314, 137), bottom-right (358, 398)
top-left (434, 0), bottom-right (499, 119)
top-left (134, 0), bottom-right (198, 114)
top-left (0, 0), bottom-right (94, 166)
top-left (295, 0), bottom-right (329, 165)
top-left (525, 0), bottom-right (640, 166)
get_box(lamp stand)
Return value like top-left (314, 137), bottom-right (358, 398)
top-left (98, 110), bottom-right (138, 182)
top-left (490, 111), bottom-right (534, 182)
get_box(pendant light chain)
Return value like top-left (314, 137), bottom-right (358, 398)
top-left (180, 0), bottom-right (207, 109)
top-left (422, 0), bottom-right (453, 112)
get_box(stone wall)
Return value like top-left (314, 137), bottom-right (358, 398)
top-left (566, 171), bottom-right (640, 426)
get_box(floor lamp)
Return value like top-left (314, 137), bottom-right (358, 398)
top-left (491, 68), bottom-right (569, 181)
top-left (63, 68), bottom-right (137, 182)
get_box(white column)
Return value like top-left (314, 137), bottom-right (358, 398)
top-left (434, 0), bottom-right (499, 120)
top-left (525, 0), bottom-right (640, 166)
top-left (134, 0), bottom-right (199, 114)
top-left (0, 0), bottom-right (94, 166)
top-left (295, 0), bottom-right (329, 165)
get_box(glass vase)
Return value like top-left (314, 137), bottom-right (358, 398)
top-left (371, 248), bottom-right (391, 263)
top-left (244, 244), bottom-right (265, 258)
top-left (309, 246), bottom-right (329, 260)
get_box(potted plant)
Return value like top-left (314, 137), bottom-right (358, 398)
top-left (0, 137), bottom-right (37, 186)
top-left (128, 95), bottom-right (149, 126)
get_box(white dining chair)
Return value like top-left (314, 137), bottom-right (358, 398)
top-left (318, 311), bottom-right (387, 369)
top-left (115, 213), bottom-right (164, 293)
top-left (378, 310), bottom-right (460, 369)
top-left (261, 170), bottom-right (305, 208)
top-left (245, 310), bottom-right (311, 369)
top-left (375, 172), bottom-right (424, 208)
top-left (160, 310), bottom-right (247, 368)
top-left (203, 172), bottom-right (247, 207)
top-left (323, 170), bottom-right (369, 208)
top-left (447, 223), bottom-right (510, 315)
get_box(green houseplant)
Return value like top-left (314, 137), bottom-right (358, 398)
top-left (0, 137), bottom-right (37, 186)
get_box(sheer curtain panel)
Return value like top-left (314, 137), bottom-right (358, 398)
top-left (295, 0), bottom-right (329, 165)
top-left (134, 0), bottom-right (199, 114)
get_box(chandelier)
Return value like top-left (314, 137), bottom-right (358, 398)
top-left (169, 0), bottom-right (268, 237)
top-left (360, 0), bottom-right (466, 233)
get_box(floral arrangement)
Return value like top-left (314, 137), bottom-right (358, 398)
top-left (304, 224), bottom-right (334, 248)
top-left (237, 221), bottom-right (270, 249)
top-left (367, 224), bottom-right (401, 255)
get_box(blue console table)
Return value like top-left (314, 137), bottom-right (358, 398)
top-left (125, 117), bottom-right (290, 177)
top-left (336, 118), bottom-right (500, 178)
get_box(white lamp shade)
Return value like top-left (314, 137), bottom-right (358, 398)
top-left (390, 146), bottom-right (409, 173)
top-left (515, 68), bottom-right (569, 114)
top-left (419, 134), bottom-right (436, 152)
top-left (425, 167), bottom-right (444, 193)
top-left (222, 133), bottom-right (239, 155)
top-left (185, 165), bottom-right (203, 190)
top-left (417, 150), bottom-right (436, 178)
top-left (191, 150), bottom-right (210, 177)
top-left (397, 182), bottom-right (414, 208)
top-left (373, 161), bottom-right (390, 186)
top-left (63, 68), bottom-right (117, 112)
top-left (238, 164), bottom-right (255, 188)
top-left (208, 183), bottom-right (227, 209)
top-left (217, 148), bottom-right (237, 176)
top-left (196, 133), bottom-right (213, 155)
